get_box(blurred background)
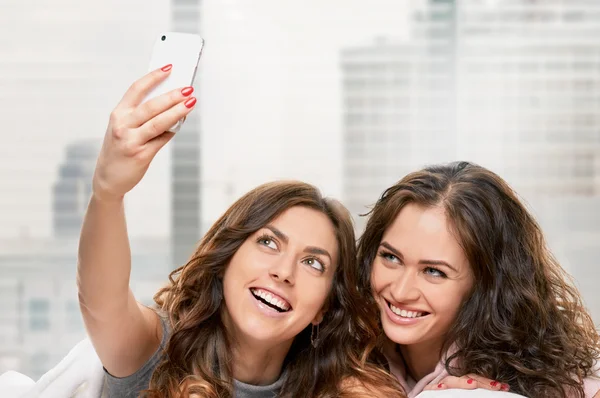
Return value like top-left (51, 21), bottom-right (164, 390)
top-left (0, 0), bottom-right (599, 379)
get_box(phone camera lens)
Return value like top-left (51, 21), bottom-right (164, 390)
top-left (161, 35), bottom-right (166, 41)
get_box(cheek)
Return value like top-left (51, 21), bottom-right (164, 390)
top-left (227, 248), bottom-right (263, 279)
top-left (296, 276), bottom-right (332, 313)
top-left (302, 295), bottom-right (327, 315)
top-left (221, 270), bottom-right (238, 304)
top-left (370, 261), bottom-right (390, 293)
top-left (426, 285), bottom-right (466, 320)
top-left (222, 256), bottom-right (253, 297)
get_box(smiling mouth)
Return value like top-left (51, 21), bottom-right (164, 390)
top-left (250, 288), bottom-right (292, 313)
top-left (386, 299), bottom-right (430, 319)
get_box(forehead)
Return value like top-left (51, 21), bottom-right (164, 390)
top-left (382, 203), bottom-right (467, 267)
top-left (266, 206), bottom-right (338, 253)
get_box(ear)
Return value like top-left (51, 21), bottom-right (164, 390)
top-left (311, 309), bottom-right (326, 325)
top-left (312, 294), bottom-right (332, 325)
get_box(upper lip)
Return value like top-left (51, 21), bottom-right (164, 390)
top-left (250, 286), bottom-right (293, 310)
top-left (385, 298), bottom-right (428, 313)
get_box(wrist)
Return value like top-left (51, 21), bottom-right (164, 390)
top-left (91, 190), bottom-right (125, 205)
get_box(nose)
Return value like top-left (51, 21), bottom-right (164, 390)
top-left (268, 253), bottom-right (296, 285)
top-left (389, 268), bottom-right (420, 303)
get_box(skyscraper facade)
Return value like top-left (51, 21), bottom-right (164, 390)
top-left (52, 141), bottom-right (99, 238)
top-left (341, 0), bottom-right (600, 318)
top-left (171, 0), bottom-right (203, 267)
top-left (342, 0), bottom-right (457, 231)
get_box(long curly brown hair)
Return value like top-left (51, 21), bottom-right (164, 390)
top-left (145, 181), bottom-right (403, 397)
top-left (358, 161), bottom-right (600, 398)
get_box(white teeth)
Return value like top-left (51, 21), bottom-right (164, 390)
top-left (251, 288), bottom-right (290, 311)
top-left (390, 303), bottom-right (424, 318)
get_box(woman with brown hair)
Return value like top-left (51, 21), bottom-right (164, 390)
top-left (77, 67), bottom-right (403, 397)
top-left (359, 161), bottom-right (600, 397)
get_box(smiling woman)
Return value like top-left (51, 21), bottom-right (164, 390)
top-left (220, 208), bottom-right (337, 347)
top-left (143, 182), bottom-right (400, 397)
top-left (358, 161), bottom-right (600, 398)
top-left (371, 203), bottom-right (474, 354)
top-left (76, 69), bottom-right (404, 398)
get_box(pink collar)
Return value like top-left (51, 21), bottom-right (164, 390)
top-left (383, 340), bottom-right (453, 398)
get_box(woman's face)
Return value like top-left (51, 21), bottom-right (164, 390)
top-left (371, 203), bottom-right (474, 350)
top-left (222, 206), bottom-right (338, 346)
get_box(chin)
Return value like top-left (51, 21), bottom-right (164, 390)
top-left (382, 325), bottom-right (421, 345)
top-left (237, 318), bottom-right (273, 338)
top-left (247, 331), bottom-right (278, 342)
top-left (239, 317), bottom-right (295, 343)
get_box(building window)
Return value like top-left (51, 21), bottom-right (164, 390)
top-left (29, 299), bottom-right (50, 331)
top-left (65, 300), bottom-right (84, 332)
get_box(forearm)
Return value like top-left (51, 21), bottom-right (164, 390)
top-left (77, 194), bottom-right (132, 320)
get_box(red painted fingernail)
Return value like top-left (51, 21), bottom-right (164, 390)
top-left (181, 86), bottom-right (194, 96)
top-left (491, 381), bottom-right (498, 387)
top-left (467, 378), bottom-right (474, 384)
top-left (161, 64), bottom-right (173, 72)
top-left (501, 384), bottom-right (510, 391)
top-left (437, 383), bottom-right (444, 389)
top-left (184, 97), bottom-right (197, 108)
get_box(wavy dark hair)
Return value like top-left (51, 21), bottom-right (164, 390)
top-left (358, 161), bottom-right (600, 398)
top-left (145, 181), bottom-right (403, 397)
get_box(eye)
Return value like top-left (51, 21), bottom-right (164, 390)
top-left (303, 257), bottom-right (325, 273)
top-left (424, 267), bottom-right (447, 278)
top-left (257, 234), bottom-right (278, 250)
top-left (378, 250), bottom-right (401, 264)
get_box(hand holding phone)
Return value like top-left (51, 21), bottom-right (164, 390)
top-left (142, 32), bottom-right (204, 133)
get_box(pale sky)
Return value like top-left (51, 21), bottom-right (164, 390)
top-left (0, 0), bottom-right (409, 238)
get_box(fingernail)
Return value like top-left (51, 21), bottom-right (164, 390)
top-left (161, 64), bottom-right (173, 72)
top-left (437, 383), bottom-right (444, 389)
top-left (184, 97), bottom-right (197, 108)
top-left (467, 378), bottom-right (474, 384)
top-left (501, 384), bottom-right (510, 391)
top-left (491, 381), bottom-right (498, 387)
top-left (181, 86), bottom-right (194, 96)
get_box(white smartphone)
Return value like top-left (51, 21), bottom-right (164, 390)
top-left (142, 32), bottom-right (204, 133)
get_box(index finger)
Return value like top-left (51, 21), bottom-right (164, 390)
top-left (117, 64), bottom-right (173, 109)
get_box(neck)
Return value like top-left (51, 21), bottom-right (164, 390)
top-left (222, 306), bottom-right (292, 385)
top-left (399, 339), bottom-right (444, 382)
top-left (230, 336), bottom-right (292, 385)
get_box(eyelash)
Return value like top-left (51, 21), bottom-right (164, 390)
top-left (257, 234), bottom-right (326, 273)
top-left (378, 250), bottom-right (447, 279)
top-left (257, 234), bottom-right (278, 249)
top-left (378, 250), bottom-right (402, 264)
top-left (303, 257), bottom-right (326, 273)
top-left (424, 267), bottom-right (447, 279)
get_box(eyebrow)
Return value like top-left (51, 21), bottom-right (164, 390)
top-left (265, 225), bottom-right (332, 262)
top-left (304, 246), bottom-right (332, 262)
top-left (265, 225), bottom-right (288, 243)
top-left (380, 241), bottom-right (458, 273)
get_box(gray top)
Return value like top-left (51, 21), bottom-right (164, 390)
top-left (103, 314), bottom-right (284, 398)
